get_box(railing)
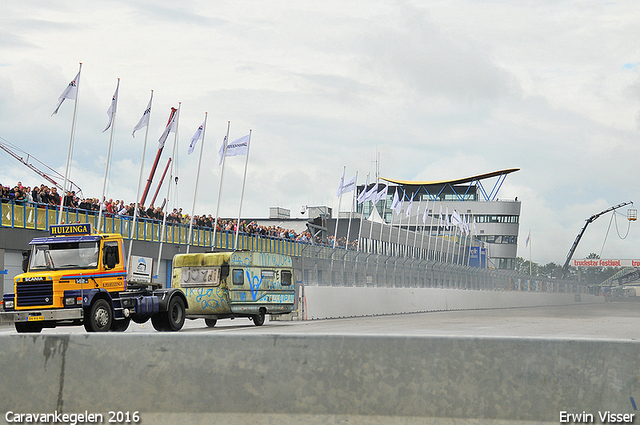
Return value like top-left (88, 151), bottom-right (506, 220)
top-left (1, 201), bottom-right (591, 295)
top-left (0, 201), bottom-right (310, 256)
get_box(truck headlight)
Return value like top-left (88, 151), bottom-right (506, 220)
top-left (4, 300), bottom-right (14, 310)
top-left (64, 297), bottom-right (76, 306)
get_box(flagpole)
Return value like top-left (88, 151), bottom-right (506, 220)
top-left (464, 214), bottom-right (470, 265)
top-left (234, 129), bottom-right (252, 250)
top-left (212, 121), bottom-right (230, 251)
top-left (529, 230), bottom-right (532, 276)
top-left (356, 174), bottom-right (368, 252)
top-left (97, 78), bottom-right (119, 233)
top-left (127, 90), bottom-right (153, 272)
top-left (334, 165), bottom-right (346, 248)
top-left (467, 213), bottom-right (476, 267)
top-left (387, 187), bottom-right (400, 255)
top-left (387, 195), bottom-right (394, 256)
top-left (404, 193), bottom-right (415, 248)
top-left (157, 103), bottom-right (180, 281)
top-left (396, 191), bottom-right (404, 253)
top-left (58, 62), bottom-right (82, 225)
top-left (187, 112), bottom-right (207, 253)
top-left (455, 215), bottom-right (462, 264)
top-left (389, 209), bottom-right (397, 256)
top-left (426, 201), bottom-right (435, 260)
top-left (411, 202), bottom-right (420, 257)
top-left (436, 204), bottom-right (443, 262)
top-left (367, 191), bottom-right (375, 250)
top-left (345, 171), bottom-right (357, 250)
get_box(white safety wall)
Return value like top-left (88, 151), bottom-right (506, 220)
top-left (303, 286), bottom-right (604, 320)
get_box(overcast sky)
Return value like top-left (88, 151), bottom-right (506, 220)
top-left (1, 0), bottom-right (640, 265)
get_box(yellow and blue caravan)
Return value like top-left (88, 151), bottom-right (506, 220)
top-left (172, 251), bottom-right (295, 326)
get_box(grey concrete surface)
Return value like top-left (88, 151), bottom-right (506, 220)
top-left (1, 303), bottom-right (639, 424)
top-left (3, 301), bottom-right (637, 340)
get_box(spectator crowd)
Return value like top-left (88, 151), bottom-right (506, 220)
top-left (1, 181), bottom-right (356, 248)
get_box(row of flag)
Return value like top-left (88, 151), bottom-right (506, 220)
top-left (336, 173), bottom-right (477, 236)
top-left (52, 68), bottom-right (249, 164)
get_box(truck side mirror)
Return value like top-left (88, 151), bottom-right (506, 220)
top-left (21, 250), bottom-right (30, 273)
top-left (103, 246), bottom-right (118, 269)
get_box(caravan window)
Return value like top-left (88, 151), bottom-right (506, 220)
top-left (232, 269), bottom-right (244, 285)
top-left (281, 270), bottom-right (292, 286)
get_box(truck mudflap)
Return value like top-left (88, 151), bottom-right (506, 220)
top-left (1, 307), bottom-right (83, 323)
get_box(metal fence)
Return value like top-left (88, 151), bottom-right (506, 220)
top-left (2, 200), bottom-right (586, 294)
top-left (0, 201), bottom-right (304, 256)
top-left (295, 244), bottom-right (588, 294)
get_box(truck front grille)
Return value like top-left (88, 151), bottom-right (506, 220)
top-left (16, 281), bottom-right (54, 307)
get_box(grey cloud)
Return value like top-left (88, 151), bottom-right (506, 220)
top-left (355, 5), bottom-right (517, 102)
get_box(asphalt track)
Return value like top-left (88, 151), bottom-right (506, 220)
top-left (2, 301), bottom-right (637, 339)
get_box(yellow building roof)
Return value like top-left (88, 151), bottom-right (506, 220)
top-left (380, 168), bottom-right (519, 186)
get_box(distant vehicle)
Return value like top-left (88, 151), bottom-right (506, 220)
top-left (604, 286), bottom-right (640, 302)
top-left (173, 251), bottom-right (295, 327)
top-left (1, 223), bottom-right (187, 333)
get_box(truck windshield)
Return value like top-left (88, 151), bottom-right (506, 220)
top-left (30, 242), bottom-right (100, 270)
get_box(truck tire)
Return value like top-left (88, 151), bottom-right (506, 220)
top-left (204, 318), bottom-right (217, 328)
top-left (15, 322), bottom-right (43, 333)
top-left (165, 296), bottom-right (186, 331)
top-left (132, 315), bottom-right (150, 324)
top-left (110, 317), bottom-right (131, 332)
top-left (84, 299), bottom-right (113, 332)
top-left (151, 296), bottom-right (186, 332)
top-left (151, 314), bottom-right (168, 331)
top-left (252, 309), bottom-right (266, 326)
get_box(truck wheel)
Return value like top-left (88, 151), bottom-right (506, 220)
top-left (165, 296), bottom-right (186, 331)
top-left (132, 315), bottom-right (150, 324)
top-left (15, 322), bottom-right (43, 333)
top-left (252, 309), bottom-right (266, 326)
top-left (84, 299), bottom-right (113, 332)
top-left (205, 318), bottom-right (217, 328)
top-left (110, 317), bottom-right (131, 332)
top-left (151, 314), bottom-right (169, 331)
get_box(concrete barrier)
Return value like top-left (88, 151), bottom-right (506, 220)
top-left (303, 286), bottom-right (603, 319)
top-left (0, 334), bottom-right (638, 424)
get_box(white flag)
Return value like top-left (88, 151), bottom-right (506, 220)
top-left (422, 201), bottom-right (429, 224)
top-left (405, 194), bottom-right (414, 218)
top-left (451, 209), bottom-right (462, 228)
top-left (217, 136), bottom-right (227, 165)
top-left (361, 184), bottom-right (378, 204)
top-left (373, 185), bottom-right (388, 204)
top-left (219, 134), bottom-right (249, 164)
top-left (525, 230), bottom-right (531, 247)
top-left (158, 107), bottom-right (178, 149)
top-left (357, 180), bottom-right (370, 204)
top-left (132, 92), bottom-right (153, 137)
top-left (102, 79), bottom-right (119, 133)
top-left (445, 207), bottom-right (450, 230)
top-left (391, 189), bottom-right (403, 214)
top-left (188, 121), bottom-right (205, 155)
top-left (337, 174), bottom-right (356, 197)
top-left (52, 70), bottom-right (80, 115)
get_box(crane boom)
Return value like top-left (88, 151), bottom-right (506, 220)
top-left (0, 137), bottom-right (83, 197)
top-left (562, 201), bottom-right (633, 276)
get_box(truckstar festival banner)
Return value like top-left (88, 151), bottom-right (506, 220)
top-left (572, 259), bottom-right (640, 267)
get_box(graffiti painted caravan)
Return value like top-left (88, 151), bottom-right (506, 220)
top-left (172, 251), bottom-right (295, 327)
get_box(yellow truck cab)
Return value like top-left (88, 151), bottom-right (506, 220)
top-left (172, 251), bottom-right (296, 327)
top-left (1, 223), bottom-right (188, 333)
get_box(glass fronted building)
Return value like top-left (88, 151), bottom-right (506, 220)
top-left (356, 169), bottom-right (521, 270)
